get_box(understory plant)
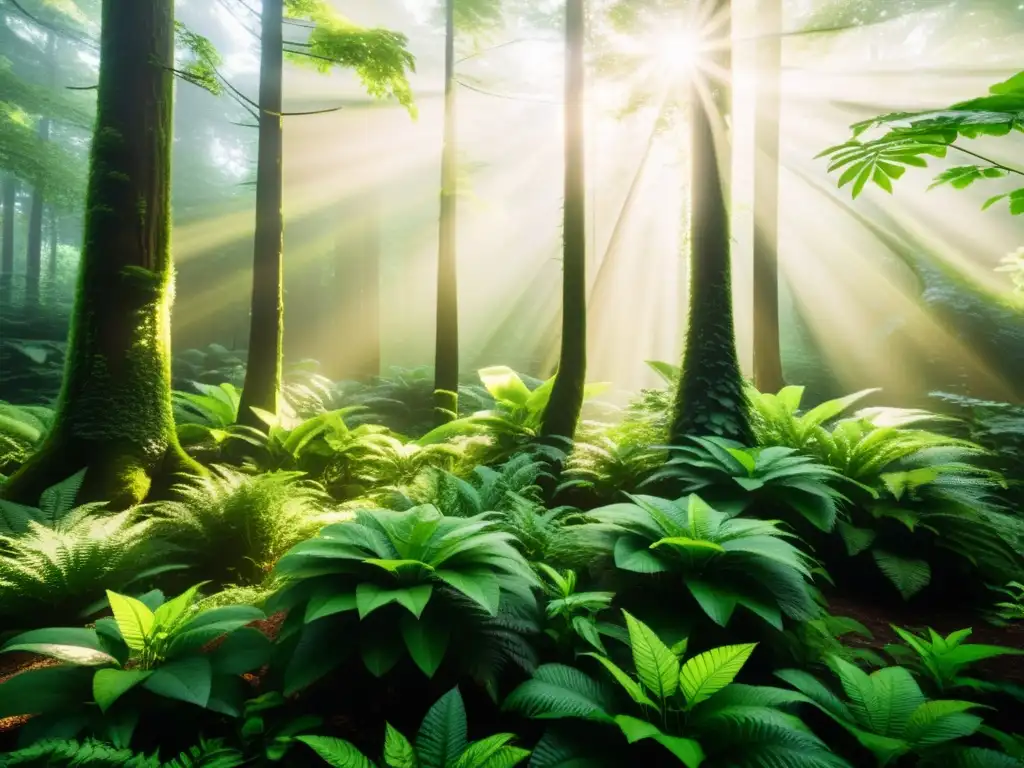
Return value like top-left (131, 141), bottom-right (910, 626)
top-left (298, 687), bottom-right (530, 768)
top-left (143, 467), bottom-right (343, 587)
top-left (568, 493), bottom-right (819, 631)
top-left (266, 505), bottom-right (540, 696)
top-left (0, 584), bottom-right (268, 747)
top-left (777, 656), bottom-right (1018, 767)
top-left (504, 610), bottom-right (846, 767)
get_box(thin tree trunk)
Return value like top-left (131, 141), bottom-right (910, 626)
top-left (48, 205), bottom-right (59, 283)
top-left (541, 0), bottom-right (587, 440)
top-left (671, 0), bottom-right (752, 444)
top-left (25, 32), bottom-right (56, 309)
top-left (2, 0), bottom-right (201, 508)
top-left (362, 183), bottom-right (381, 380)
top-left (433, 0), bottom-right (459, 423)
top-left (238, 0), bottom-right (285, 428)
top-left (752, 0), bottom-right (784, 394)
top-left (1, 176), bottom-right (15, 304)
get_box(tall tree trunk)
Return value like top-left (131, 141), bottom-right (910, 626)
top-left (541, 0), bottom-right (587, 440)
top-left (671, 0), bottom-right (752, 444)
top-left (2, 0), bottom-right (202, 508)
top-left (752, 0), bottom-right (784, 394)
top-left (48, 205), bottom-right (59, 283)
top-left (1, 176), bottom-right (15, 305)
top-left (25, 33), bottom-right (56, 309)
top-left (238, 0), bottom-right (285, 428)
top-left (433, 0), bottom-right (460, 423)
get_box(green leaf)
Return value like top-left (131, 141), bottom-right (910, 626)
top-left (679, 643), bottom-right (756, 708)
top-left (435, 570), bottom-right (501, 615)
top-left (502, 664), bottom-right (613, 721)
top-left (38, 469), bottom-right (86, 521)
top-left (612, 716), bottom-right (703, 768)
top-left (452, 734), bottom-right (528, 768)
top-left (478, 366), bottom-right (532, 406)
top-left (142, 656), bottom-right (213, 708)
top-left (93, 668), bottom-right (151, 712)
top-left (401, 612), bottom-right (450, 678)
top-left (837, 521), bottom-right (877, 556)
top-left (873, 550), bottom-right (931, 600)
top-left (1, 643), bottom-right (118, 667)
top-left (0, 665), bottom-right (93, 718)
top-left (357, 583), bottom-right (434, 619)
top-left (384, 722), bottom-right (417, 768)
top-left (297, 735), bottom-right (376, 768)
top-left (152, 582), bottom-right (206, 632)
top-left (305, 591), bottom-right (358, 623)
top-left (622, 611), bottom-right (679, 700)
top-left (361, 631), bottom-right (404, 678)
top-left (651, 537), bottom-right (725, 554)
top-left (416, 687), bottom-right (468, 768)
top-left (106, 590), bottom-right (155, 652)
top-left (613, 537), bottom-right (670, 574)
top-left (210, 627), bottom-right (273, 675)
top-left (686, 580), bottom-right (737, 627)
top-left (582, 653), bottom-right (658, 709)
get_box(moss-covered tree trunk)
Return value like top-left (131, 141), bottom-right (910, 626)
top-left (433, 0), bottom-right (460, 424)
top-left (541, 0), bottom-right (587, 441)
top-left (25, 33), bottom-right (56, 309)
top-left (671, 0), bottom-right (752, 444)
top-left (752, 0), bottom-right (784, 394)
top-left (1, 176), bottom-right (16, 304)
top-left (48, 206), bottom-right (59, 283)
top-left (237, 0), bottom-right (285, 428)
top-left (1, 0), bottom-right (201, 508)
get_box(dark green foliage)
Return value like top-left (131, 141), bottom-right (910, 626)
top-left (267, 505), bottom-right (539, 695)
top-left (0, 583), bottom-right (268, 745)
top-left (505, 610), bottom-right (846, 768)
top-left (568, 494), bottom-right (819, 630)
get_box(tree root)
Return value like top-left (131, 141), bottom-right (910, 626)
top-left (0, 435), bottom-right (206, 510)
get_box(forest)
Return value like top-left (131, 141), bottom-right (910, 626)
top-left (1, 0), bottom-right (1024, 765)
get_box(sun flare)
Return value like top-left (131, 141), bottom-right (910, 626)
top-left (655, 27), bottom-right (702, 77)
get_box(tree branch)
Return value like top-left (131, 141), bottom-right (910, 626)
top-left (4, 0), bottom-right (98, 50)
top-left (455, 77), bottom-right (559, 104)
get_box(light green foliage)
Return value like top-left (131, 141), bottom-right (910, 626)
top-left (538, 564), bottom-right (617, 655)
top-left (820, 70), bottom-right (1024, 214)
top-left (777, 656), bottom-right (1017, 767)
top-left (0, 736), bottom-right (246, 767)
top-left (748, 385), bottom-right (880, 451)
top-left (558, 435), bottom-right (664, 505)
top-left (0, 403), bottom-right (56, 474)
top-left (142, 466), bottom-right (344, 586)
top-left (0, 584), bottom-right (268, 744)
top-left (990, 580), bottom-right (1024, 622)
top-left (505, 611), bottom-right (846, 767)
top-left (884, 626), bottom-right (1024, 701)
top-left (569, 494), bottom-right (818, 629)
top-left (298, 687), bottom-right (530, 768)
top-left (646, 435), bottom-right (852, 532)
top-left (268, 504), bottom-right (539, 694)
top-left (0, 505), bottom-right (174, 626)
top-left (997, 247), bottom-right (1024, 296)
top-left (174, 22), bottom-right (222, 96)
top-left (283, 0), bottom-right (417, 116)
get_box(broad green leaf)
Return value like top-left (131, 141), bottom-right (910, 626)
top-left (0, 665), bottom-right (93, 718)
top-left (613, 537), bottom-right (670, 574)
top-left (106, 590), bottom-right (155, 652)
top-left (416, 687), bottom-right (468, 768)
top-left (401, 612), bottom-right (450, 678)
top-left (357, 583), bottom-right (434, 619)
top-left (651, 537), bottom-right (725, 555)
top-left (211, 628), bottom-right (273, 675)
top-left (679, 643), bottom-right (756, 708)
top-left (152, 583), bottom-right (206, 632)
top-left (1, 643), bottom-right (118, 667)
top-left (873, 550), bottom-right (931, 600)
top-left (478, 366), bottom-right (532, 406)
top-left (384, 722), bottom-right (416, 768)
top-left (502, 664), bottom-right (613, 721)
top-left (361, 631), bottom-right (404, 678)
top-left (93, 668), bottom-right (151, 712)
top-left (435, 570), bottom-right (501, 615)
top-left (142, 656), bottom-right (213, 708)
top-left (452, 734), bottom-right (525, 768)
top-left (623, 611), bottom-right (679, 700)
top-left (297, 735), bottom-right (376, 768)
top-left (612, 716), bottom-right (703, 768)
top-left (305, 591), bottom-right (358, 623)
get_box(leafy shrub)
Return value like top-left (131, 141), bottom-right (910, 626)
top-left (267, 505), bottom-right (540, 696)
top-left (143, 467), bottom-right (344, 587)
top-left (883, 626), bottom-right (1024, 701)
top-left (298, 687), bottom-right (530, 768)
top-left (777, 656), bottom-right (1018, 767)
top-left (0, 584), bottom-right (269, 747)
top-left (747, 385), bottom-right (879, 450)
top-left (537, 564), bottom-right (617, 656)
top-left (989, 580), bottom-right (1024, 623)
top-left (0, 402), bottom-right (54, 474)
top-left (567, 494), bottom-right (819, 630)
top-left (558, 435), bottom-right (663, 505)
top-left (504, 610), bottom-right (845, 767)
top-left (645, 436), bottom-right (851, 532)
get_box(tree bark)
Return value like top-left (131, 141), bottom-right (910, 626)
top-left (671, 0), bottom-right (753, 444)
top-left (752, 0), bottom-right (784, 394)
top-left (48, 205), bottom-right (59, 283)
top-left (237, 0), bottom-right (285, 428)
top-left (1, 0), bottom-right (202, 508)
top-left (25, 33), bottom-right (56, 309)
top-left (541, 0), bottom-right (587, 441)
top-left (433, 0), bottom-right (460, 423)
top-left (1, 176), bottom-right (15, 305)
